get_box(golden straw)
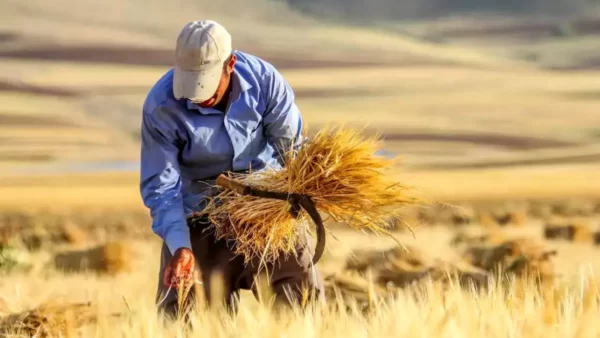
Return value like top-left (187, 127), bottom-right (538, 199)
top-left (194, 125), bottom-right (420, 264)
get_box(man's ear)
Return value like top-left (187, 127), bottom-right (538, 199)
top-left (226, 54), bottom-right (237, 74)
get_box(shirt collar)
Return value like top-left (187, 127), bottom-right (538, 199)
top-left (186, 63), bottom-right (253, 115)
top-left (186, 100), bottom-right (220, 115)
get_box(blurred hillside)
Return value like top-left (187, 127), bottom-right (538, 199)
top-left (286, 0), bottom-right (600, 21)
top-left (0, 0), bottom-right (521, 66)
top-left (285, 0), bottom-right (600, 70)
top-left (0, 0), bottom-right (599, 188)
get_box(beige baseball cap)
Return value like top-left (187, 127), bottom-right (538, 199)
top-left (173, 20), bottom-right (232, 101)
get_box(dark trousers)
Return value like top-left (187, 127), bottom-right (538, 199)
top-left (155, 217), bottom-right (325, 318)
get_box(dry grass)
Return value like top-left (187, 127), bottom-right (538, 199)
top-left (195, 126), bottom-right (420, 263)
top-left (1, 203), bottom-right (600, 337)
top-left (5, 266), bottom-right (600, 337)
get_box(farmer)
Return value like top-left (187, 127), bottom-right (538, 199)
top-left (139, 20), bottom-right (324, 318)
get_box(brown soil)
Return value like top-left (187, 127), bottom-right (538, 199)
top-left (435, 21), bottom-right (558, 40)
top-left (416, 152), bottom-right (600, 170)
top-left (549, 56), bottom-right (600, 71)
top-left (0, 80), bottom-right (155, 97)
top-left (294, 88), bottom-right (391, 99)
top-left (0, 81), bottom-right (78, 97)
top-left (0, 31), bottom-right (19, 43)
top-left (432, 18), bottom-right (600, 40)
top-left (0, 114), bottom-right (80, 127)
top-left (0, 79), bottom-right (389, 99)
top-left (0, 153), bottom-right (54, 162)
top-left (378, 131), bottom-right (576, 150)
top-left (0, 137), bottom-right (99, 146)
top-left (0, 45), bottom-right (397, 69)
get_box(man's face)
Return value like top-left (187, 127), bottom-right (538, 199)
top-left (192, 55), bottom-right (237, 108)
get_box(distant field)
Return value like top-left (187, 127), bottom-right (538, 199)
top-left (391, 14), bottom-right (600, 70)
top-left (1, 0), bottom-right (599, 191)
top-left (396, 163), bottom-right (600, 202)
top-left (1, 58), bottom-right (600, 173)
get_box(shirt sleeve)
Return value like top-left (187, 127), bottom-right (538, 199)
top-left (139, 107), bottom-right (192, 255)
top-left (262, 66), bottom-right (305, 167)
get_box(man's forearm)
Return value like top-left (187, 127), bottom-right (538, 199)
top-left (139, 107), bottom-right (191, 255)
top-left (147, 198), bottom-right (193, 255)
top-left (145, 188), bottom-right (193, 255)
top-left (162, 223), bottom-right (192, 254)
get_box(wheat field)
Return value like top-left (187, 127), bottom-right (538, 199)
top-left (1, 173), bottom-right (600, 337)
top-left (5, 271), bottom-right (600, 337)
top-left (3, 222), bottom-right (600, 337)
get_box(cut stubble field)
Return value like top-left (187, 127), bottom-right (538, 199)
top-left (2, 202), bottom-right (600, 337)
top-left (1, 158), bottom-right (600, 335)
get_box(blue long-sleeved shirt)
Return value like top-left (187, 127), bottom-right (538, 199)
top-left (140, 50), bottom-right (303, 254)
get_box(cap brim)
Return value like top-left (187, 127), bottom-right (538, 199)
top-left (173, 65), bottom-right (221, 102)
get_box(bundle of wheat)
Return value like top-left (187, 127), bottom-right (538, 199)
top-left (592, 230), bottom-right (600, 245)
top-left (450, 232), bottom-right (490, 248)
top-left (53, 241), bottom-right (133, 275)
top-left (323, 272), bottom-right (392, 313)
top-left (430, 261), bottom-right (490, 290)
top-left (59, 221), bottom-right (88, 247)
top-left (343, 244), bottom-right (490, 292)
top-left (344, 244), bottom-right (432, 274)
top-left (0, 301), bottom-right (119, 337)
top-left (461, 237), bottom-right (558, 284)
top-left (193, 126), bottom-right (420, 264)
top-left (497, 210), bottom-right (528, 227)
top-left (543, 218), bottom-right (593, 242)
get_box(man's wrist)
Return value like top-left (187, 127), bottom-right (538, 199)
top-left (173, 247), bottom-right (193, 255)
top-left (164, 229), bottom-right (193, 255)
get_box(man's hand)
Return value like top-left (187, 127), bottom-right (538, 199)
top-left (163, 247), bottom-right (195, 288)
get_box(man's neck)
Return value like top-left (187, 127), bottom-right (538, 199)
top-left (213, 77), bottom-right (233, 113)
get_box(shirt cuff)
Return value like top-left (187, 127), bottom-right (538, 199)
top-left (164, 227), bottom-right (193, 255)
